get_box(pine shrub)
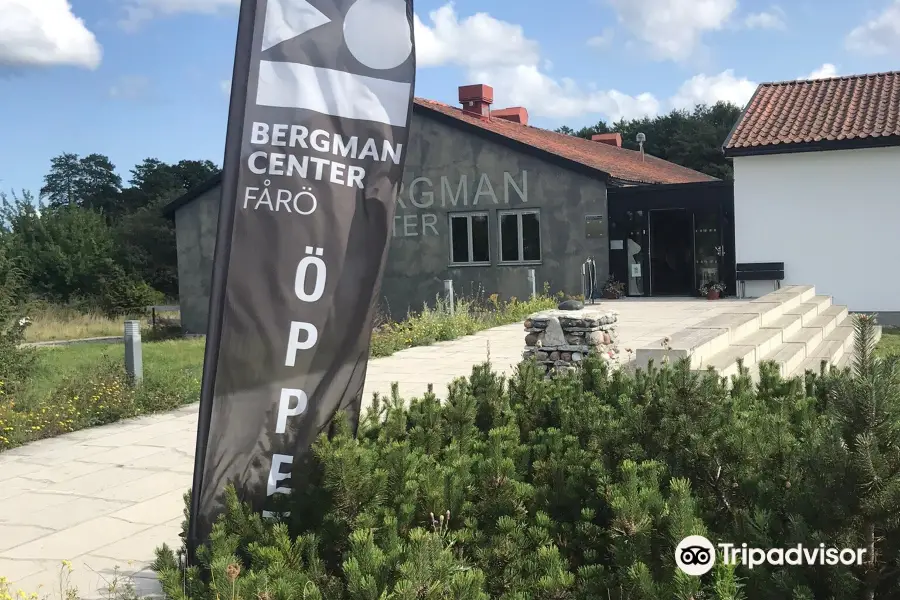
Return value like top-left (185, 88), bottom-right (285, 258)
top-left (155, 316), bottom-right (900, 600)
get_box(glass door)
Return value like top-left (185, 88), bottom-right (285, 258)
top-left (625, 209), bottom-right (648, 296)
top-left (692, 206), bottom-right (724, 294)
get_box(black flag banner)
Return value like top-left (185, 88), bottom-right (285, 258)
top-left (188, 0), bottom-right (416, 552)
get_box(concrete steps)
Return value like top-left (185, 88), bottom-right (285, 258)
top-left (800, 318), bottom-right (884, 375)
top-left (633, 285), bottom-right (882, 381)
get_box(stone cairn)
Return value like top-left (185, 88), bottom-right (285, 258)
top-left (522, 300), bottom-right (621, 375)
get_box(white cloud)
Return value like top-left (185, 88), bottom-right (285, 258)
top-left (605, 0), bottom-right (737, 61)
top-left (469, 64), bottom-right (662, 121)
top-left (744, 6), bottom-right (786, 30)
top-left (220, 78), bottom-right (231, 95)
top-left (120, 0), bottom-right (237, 30)
top-left (0, 0), bottom-right (101, 68)
top-left (665, 64), bottom-right (841, 114)
top-left (413, 4), bottom-right (540, 69)
top-left (805, 63), bottom-right (838, 79)
top-left (415, 3), bottom-right (660, 120)
top-left (664, 64), bottom-right (840, 112)
top-left (845, 0), bottom-right (900, 55)
top-left (669, 70), bottom-right (757, 110)
top-left (587, 29), bottom-right (615, 49)
top-left (417, 3), bottom-right (762, 122)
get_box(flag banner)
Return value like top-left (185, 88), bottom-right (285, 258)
top-left (188, 0), bottom-right (416, 552)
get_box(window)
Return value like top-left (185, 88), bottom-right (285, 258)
top-left (499, 210), bottom-right (541, 263)
top-left (449, 212), bottom-right (490, 265)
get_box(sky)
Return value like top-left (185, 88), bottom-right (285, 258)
top-left (1, 0), bottom-right (899, 198)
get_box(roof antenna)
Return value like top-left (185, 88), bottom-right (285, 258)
top-left (636, 132), bottom-right (646, 162)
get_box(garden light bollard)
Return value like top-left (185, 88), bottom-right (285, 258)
top-left (124, 320), bottom-right (143, 385)
top-left (443, 279), bottom-right (455, 315)
top-left (527, 268), bottom-right (536, 299)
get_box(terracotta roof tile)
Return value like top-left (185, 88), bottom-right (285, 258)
top-left (413, 98), bottom-right (716, 185)
top-left (724, 71), bottom-right (900, 152)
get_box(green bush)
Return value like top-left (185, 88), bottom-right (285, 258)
top-left (96, 264), bottom-right (165, 317)
top-left (0, 193), bottom-right (167, 317)
top-left (369, 290), bottom-right (559, 358)
top-left (155, 317), bottom-right (900, 600)
top-left (0, 244), bottom-right (37, 397)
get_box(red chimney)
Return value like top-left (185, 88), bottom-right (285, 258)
top-left (492, 107), bottom-right (528, 125)
top-left (459, 84), bottom-right (493, 119)
top-left (591, 133), bottom-right (622, 147)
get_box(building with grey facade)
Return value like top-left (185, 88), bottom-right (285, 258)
top-left (164, 83), bottom-right (726, 334)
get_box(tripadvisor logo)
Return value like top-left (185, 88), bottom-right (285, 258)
top-left (676, 535), bottom-right (716, 576)
top-left (675, 535), bottom-right (868, 576)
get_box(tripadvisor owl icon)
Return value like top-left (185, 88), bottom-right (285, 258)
top-left (676, 535), bottom-right (716, 576)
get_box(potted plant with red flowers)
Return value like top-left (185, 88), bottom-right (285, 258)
top-left (700, 281), bottom-right (726, 300)
top-left (603, 276), bottom-right (626, 299)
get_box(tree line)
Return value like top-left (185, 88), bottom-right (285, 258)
top-left (0, 154), bottom-right (218, 315)
top-left (0, 102), bottom-right (741, 316)
top-left (557, 101), bottom-right (743, 180)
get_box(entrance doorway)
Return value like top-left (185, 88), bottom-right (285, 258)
top-left (607, 181), bottom-right (736, 297)
top-left (649, 209), bottom-right (694, 296)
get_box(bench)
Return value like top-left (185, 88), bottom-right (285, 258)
top-left (736, 262), bottom-right (784, 298)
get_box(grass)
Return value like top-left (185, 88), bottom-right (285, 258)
top-left (0, 291), bottom-right (559, 452)
top-left (23, 304), bottom-right (181, 343)
top-left (369, 291), bottom-right (558, 358)
top-left (877, 327), bottom-right (900, 358)
top-left (20, 337), bottom-right (205, 406)
top-left (0, 337), bottom-right (204, 450)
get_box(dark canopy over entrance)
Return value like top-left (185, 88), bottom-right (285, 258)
top-left (607, 180), bottom-right (736, 297)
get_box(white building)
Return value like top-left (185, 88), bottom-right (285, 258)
top-left (724, 71), bottom-right (900, 326)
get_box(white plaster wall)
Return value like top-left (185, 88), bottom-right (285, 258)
top-left (733, 146), bottom-right (900, 312)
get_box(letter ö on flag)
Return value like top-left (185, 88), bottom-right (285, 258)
top-left (187, 0), bottom-right (416, 555)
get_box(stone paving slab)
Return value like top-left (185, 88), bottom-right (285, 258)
top-left (0, 299), bottom-right (747, 599)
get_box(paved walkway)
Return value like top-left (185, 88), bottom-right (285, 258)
top-left (0, 299), bottom-right (747, 599)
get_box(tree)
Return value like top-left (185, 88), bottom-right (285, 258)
top-left (127, 157), bottom-right (219, 212)
top-left (0, 233), bottom-right (36, 395)
top-left (77, 153), bottom-right (123, 216)
top-left (117, 158), bottom-right (218, 297)
top-left (39, 153), bottom-right (81, 206)
top-left (826, 316), bottom-right (900, 600)
top-left (170, 159), bottom-right (218, 191)
top-left (557, 102), bottom-right (743, 179)
top-left (39, 152), bottom-right (123, 216)
top-left (115, 199), bottom-right (180, 298)
top-left (1, 192), bottom-right (119, 303)
top-left (0, 153), bottom-right (220, 309)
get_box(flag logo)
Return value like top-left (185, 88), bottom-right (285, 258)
top-left (256, 0), bottom-right (414, 127)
